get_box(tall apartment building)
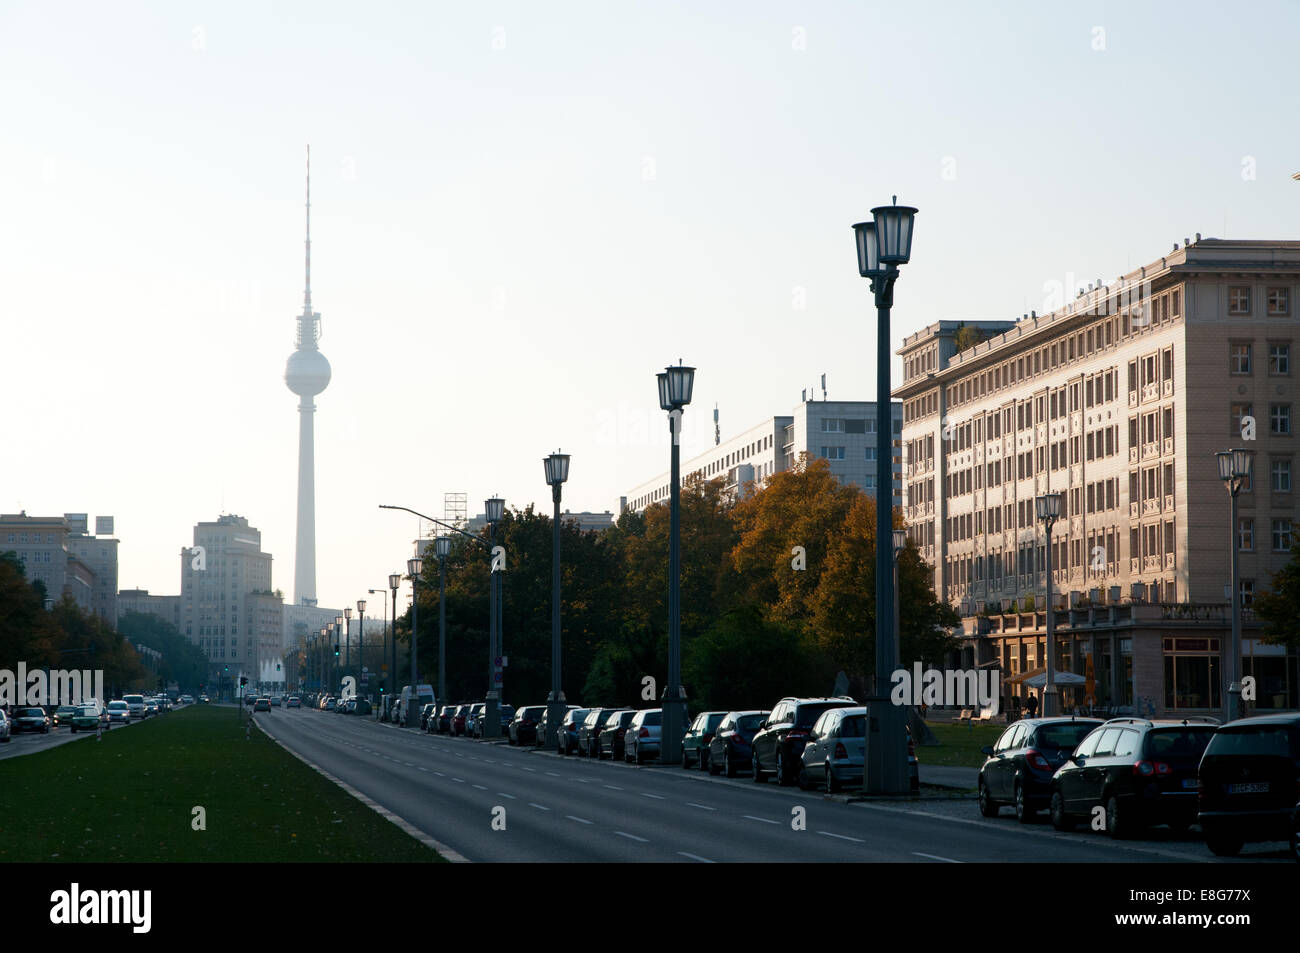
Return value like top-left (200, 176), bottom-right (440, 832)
top-left (896, 238), bottom-right (1300, 717)
top-left (622, 398), bottom-right (903, 513)
top-left (117, 588), bottom-right (182, 630)
top-left (65, 515), bottom-right (119, 625)
top-left (1, 512), bottom-right (94, 613)
top-left (180, 514), bottom-right (278, 690)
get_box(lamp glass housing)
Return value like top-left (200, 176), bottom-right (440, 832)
top-left (665, 363), bottom-right (695, 407)
top-left (434, 535), bottom-right (452, 560)
top-left (344, 607), bottom-right (352, 620)
top-left (657, 371), bottom-right (671, 411)
top-left (853, 221), bottom-right (883, 277)
top-left (871, 202), bottom-right (918, 264)
top-left (892, 529), bottom-right (907, 553)
top-left (485, 497), bottom-right (505, 523)
top-left (388, 572), bottom-right (401, 589)
top-left (335, 615), bottom-right (344, 627)
top-left (1035, 492), bottom-right (1063, 522)
top-left (407, 557), bottom-right (423, 577)
top-left (357, 599), bottom-right (366, 613)
top-left (544, 452), bottom-right (571, 487)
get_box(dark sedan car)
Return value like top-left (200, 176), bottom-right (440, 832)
top-left (557, 709), bottom-right (592, 755)
top-left (420, 703), bottom-right (436, 731)
top-left (978, 717), bottom-right (1104, 822)
top-left (578, 708), bottom-right (617, 757)
top-left (1197, 712), bottom-right (1300, 858)
top-left (12, 707), bottom-right (51, 733)
top-left (683, 711), bottom-right (728, 770)
top-left (598, 709), bottom-right (637, 760)
top-left (1050, 717), bottom-right (1218, 838)
top-left (451, 704), bottom-right (472, 736)
top-left (752, 697), bottom-right (858, 786)
top-left (509, 706), bottom-right (545, 746)
top-left (52, 705), bottom-right (79, 728)
top-left (708, 711), bottom-right (769, 777)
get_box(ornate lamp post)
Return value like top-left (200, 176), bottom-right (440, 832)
top-left (893, 528), bottom-right (907, 666)
top-left (406, 556), bottom-right (423, 726)
top-left (852, 197), bottom-right (917, 794)
top-left (544, 450), bottom-right (571, 748)
top-left (658, 361), bottom-right (695, 764)
top-left (356, 598), bottom-right (367, 700)
top-left (1217, 449), bottom-right (1254, 721)
top-left (434, 536), bottom-right (452, 705)
top-left (1035, 492), bottom-right (1063, 716)
top-left (484, 496), bottom-right (506, 739)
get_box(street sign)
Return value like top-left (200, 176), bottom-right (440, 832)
top-left (363, 666), bottom-right (369, 673)
top-left (494, 672), bottom-right (502, 683)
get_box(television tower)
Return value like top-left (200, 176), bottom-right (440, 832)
top-left (284, 145), bottom-right (331, 606)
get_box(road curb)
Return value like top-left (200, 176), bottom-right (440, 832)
top-left (255, 716), bottom-right (471, 863)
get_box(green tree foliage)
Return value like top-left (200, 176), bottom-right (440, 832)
top-left (1253, 545), bottom-right (1300, 648)
top-left (116, 611), bottom-right (211, 693)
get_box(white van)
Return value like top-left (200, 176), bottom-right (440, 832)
top-left (122, 694), bottom-right (146, 719)
top-left (398, 684), bottom-right (435, 727)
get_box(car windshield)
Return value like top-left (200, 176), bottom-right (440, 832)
top-left (77, 707), bottom-right (96, 716)
top-left (1204, 724), bottom-right (1298, 758)
top-left (641, 711), bottom-right (661, 727)
top-left (794, 703), bottom-right (846, 727)
top-left (704, 713), bottom-right (726, 731)
top-left (735, 714), bottom-right (765, 731)
top-left (1145, 728), bottom-right (1217, 759)
top-left (109, 702), bottom-right (127, 709)
top-left (1032, 723), bottom-right (1100, 749)
top-left (840, 715), bottom-right (866, 738)
top-left (19, 708), bottom-right (43, 716)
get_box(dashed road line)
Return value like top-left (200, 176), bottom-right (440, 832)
top-left (743, 815), bottom-right (779, 825)
top-left (614, 831), bottom-right (648, 842)
top-left (818, 831), bottom-right (864, 843)
top-left (678, 851), bottom-right (715, 863)
top-left (913, 851), bottom-right (961, 863)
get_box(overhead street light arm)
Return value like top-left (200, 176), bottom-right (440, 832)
top-left (378, 503), bottom-right (489, 549)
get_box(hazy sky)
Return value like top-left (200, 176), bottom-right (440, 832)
top-left (2, 1), bottom-right (1297, 612)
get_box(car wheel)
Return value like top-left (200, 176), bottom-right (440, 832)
top-left (700, 750), bottom-right (710, 772)
top-left (1050, 791), bottom-right (1075, 832)
top-left (1106, 794), bottom-right (1138, 839)
top-left (1206, 835), bottom-right (1243, 857)
top-left (725, 753), bottom-right (737, 778)
top-left (1166, 818), bottom-right (1192, 836)
top-left (1015, 781), bottom-right (1034, 824)
top-left (978, 779), bottom-right (999, 818)
top-left (776, 752), bottom-right (790, 787)
top-left (752, 751), bottom-right (766, 782)
top-left (682, 750), bottom-right (692, 770)
top-left (826, 762), bottom-right (841, 794)
top-left (635, 744), bottom-right (645, 765)
top-left (796, 767), bottom-right (810, 791)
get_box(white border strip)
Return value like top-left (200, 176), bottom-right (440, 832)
top-left (257, 717), bottom-right (470, 863)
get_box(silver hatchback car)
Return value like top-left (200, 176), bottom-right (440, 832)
top-left (799, 706), bottom-right (920, 792)
top-left (624, 708), bottom-right (663, 763)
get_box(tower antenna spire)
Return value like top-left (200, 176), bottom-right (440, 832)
top-left (304, 144), bottom-right (312, 319)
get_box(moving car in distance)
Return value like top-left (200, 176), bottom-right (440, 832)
top-left (70, 704), bottom-right (105, 733)
top-left (122, 694), bottom-right (146, 719)
top-left (254, 697), bottom-right (272, 712)
top-left (105, 700), bottom-right (131, 724)
top-left (52, 705), bottom-right (79, 728)
top-left (286, 696), bottom-right (301, 708)
top-left (12, 707), bottom-right (51, 734)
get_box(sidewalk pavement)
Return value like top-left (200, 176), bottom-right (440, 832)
top-left (918, 764), bottom-right (978, 790)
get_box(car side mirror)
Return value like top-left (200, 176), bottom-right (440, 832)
top-left (980, 745), bottom-right (994, 756)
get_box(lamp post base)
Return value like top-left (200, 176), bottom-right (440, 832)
top-left (546, 692), bottom-right (567, 751)
top-left (484, 693), bottom-right (500, 741)
top-left (1041, 685), bottom-right (1060, 718)
top-left (660, 688), bottom-right (687, 765)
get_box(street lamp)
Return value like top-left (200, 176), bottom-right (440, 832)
top-left (434, 536), bottom-right (452, 705)
top-left (852, 197), bottom-right (917, 794)
top-left (343, 608), bottom-right (353, 697)
top-left (1035, 492), bottom-right (1063, 716)
top-left (544, 450), bottom-right (571, 748)
top-left (1217, 449), bottom-right (1254, 721)
top-left (368, 588), bottom-right (389, 702)
top-left (892, 529), bottom-right (907, 667)
top-left (388, 572), bottom-right (401, 697)
top-left (658, 360), bottom-right (695, 764)
top-left (406, 556), bottom-right (423, 726)
top-left (484, 496), bottom-right (506, 739)
top-left (357, 599), bottom-right (367, 701)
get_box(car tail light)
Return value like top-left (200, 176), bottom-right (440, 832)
top-left (639, 727), bottom-right (650, 738)
top-left (787, 729), bottom-right (808, 742)
top-left (834, 742), bottom-right (848, 759)
top-left (1133, 760), bottom-right (1172, 776)
top-left (1025, 748), bottom-right (1051, 772)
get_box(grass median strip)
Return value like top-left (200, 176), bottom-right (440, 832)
top-left (0, 706), bottom-right (444, 863)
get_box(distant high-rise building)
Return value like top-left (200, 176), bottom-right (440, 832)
top-left (1, 512), bottom-right (98, 615)
top-left (117, 589), bottom-right (181, 630)
top-left (284, 146), bottom-right (331, 607)
top-left (65, 515), bottom-right (118, 625)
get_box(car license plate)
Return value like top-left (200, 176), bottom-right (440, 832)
top-left (1227, 782), bottom-right (1269, 794)
top-left (1181, 778), bottom-right (1198, 789)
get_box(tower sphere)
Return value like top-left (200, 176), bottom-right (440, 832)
top-left (285, 347), bottom-right (331, 397)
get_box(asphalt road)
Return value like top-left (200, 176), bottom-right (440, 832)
top-left (259, 708), bottom-right (1286, 863)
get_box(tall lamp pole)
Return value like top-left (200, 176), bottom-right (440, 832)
top-left (1036, 492), bottom-right (1063, 716)
top-left (852, 197), bottom-right (917, 794)
top-left (484, 496), bottom-right (506, 739)
top-left (544, 451), bottom-right (571, 749)
top-left (406, 557), bottom-right (423, 726)
top-left (434, 537), bottom-right (451, 705)
top-left (658, 362), bottom-right (695, 765)
top-left (893, 529), bottom-right (907, 666)
top-left (343, 608), bottom-right (353, 697)
top-left (356, 599), bottom-right (367, 701)
top-left (388, 573), bottom-right (401, 697)
top-left (369, 589), bottom-right (389, 702)
top-left (1217, 449), bottom-right (1254, 721)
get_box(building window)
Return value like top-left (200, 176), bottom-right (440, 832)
top-left (1230, 343), bottom-right (1252, 374)
top-left (1229, 286), bottom-right (1251, 315)
top-left (1269, 343), bottom-right (1291, 376)
top-left (1272, 458), bottom-right (1292, 493)
top-left (1267, 287), bottom-right (1290, 317)
top-left (865, 447), bottom-right (877, 461)
top-left (1240, 579), bottom-right (1254, 608)
top-left (1230, 402), bottom-right (1253, 437)
top-left (821, 446), bottom-right (845, 460)
top-left (1272, 403), bottom-right (1292, 435)
top-left (822, 418), bottom-right (844, 433)
top-left (1239, 518), bottom-right (1254, 551)
top-left (1273, 519), bottom-right (1293, 552)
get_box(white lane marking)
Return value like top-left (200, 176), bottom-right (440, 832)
top-left (686, 803), bottom-right (716, 811)
top-left (433, 772), bottom-right (446, 777)
top-left (614, 831), bottom-right (648, 842)
top-left (743, 815), bottom-right (779, 825)
top-left (472, 784), bottom-right (488, 790)
top-left (404, 762), bottom-right (415, 767)
top-left (452, 778), bottom-right (465, 783)
top-left (678, 851), bottom-right (715, 863)
top-left (498, 793), bottom-right (516, 799)
top-left (603, 784), bottom-right (623, 791)
top-left (566, 815), bottom-right (593, 824)
top-left (546, 772), bottom-right (561, 777)
top-left (640, 793), bottom-right (665, 800)
top-left (818, 831), bottom-right (864, 843)
top-left (522, 766), bottom-right (535, 772)
top-left (417, 766), bottom-right (428, 772)
top-left (528, 803), bottom-right (551, 812)
top-left (913, 851), bottom-right (961, 863)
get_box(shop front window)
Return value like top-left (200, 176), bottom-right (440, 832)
top-left (1162, 637), bottom-right (1222, 710)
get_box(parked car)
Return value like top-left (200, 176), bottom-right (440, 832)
top-left (978, 717), bottom-right (1105, 822)
top-left (0, 709), bottom-right (9, 742)
top-left (597, 709), bottom-right (636, 760)
top-left (70, 704), bottom-right (104, 733)
top-left (52, 705), bottom-right (79, 728)
top-left (420, 703), bottom-right (437, 731)
top-left (708, 711), bottom-right (768, 777)
top-left (683, 711), bottom-right (728, 770)
top-left (497, 704), bottom-right (515, 738)
top-left (625, 709), bottom-right (665, 764)
top-left (465, 703), bottom-right (486, 737)
top-left (1196, 711), bottom-right (1300, 858)
top-left (751, 697), bottom-right (858, 785)
top-left (106, 700), bottom-right (131, 723)
top-left (508, 705), bottom-right (544, 746)
top-left (13, 706), bottom-right (51, 733)
top-left (578, 708), bottom-right (618, 757)
top-left (557, 709), bottom-right (592, 755)
top-left (1050, 717), bottom-right (1218, 838)
top-left (451, 704), bottom-right (471, 736)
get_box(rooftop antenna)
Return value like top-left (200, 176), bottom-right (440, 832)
top-left (713, 403), bottom-right (720, 445)
top-left (304, 145), bottom-right (314, 337)
top-left (821, 373), bottom-right (827, 401)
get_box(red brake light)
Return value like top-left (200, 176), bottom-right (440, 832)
top-left (639, 727), bottom-right (650, 738)
top-left (1133, 761), bottom-right (1172, 776)
top-left (787, 730), bottom-right (808, 741)
top-left (1025, 749), bottom-right (1051, 772)
top-left (834, 742), bottom-right (848, 759)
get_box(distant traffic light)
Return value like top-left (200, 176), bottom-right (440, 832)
top-left (333, 644), bottom-right (339, 657)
